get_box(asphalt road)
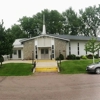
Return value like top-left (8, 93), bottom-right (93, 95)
top-left (0, 73), bottom-right (100, 100)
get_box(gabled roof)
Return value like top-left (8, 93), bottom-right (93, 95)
top-left (13, 38), bottom-right (27, 48)
top-left (21, 34), bottom-right (70, 43)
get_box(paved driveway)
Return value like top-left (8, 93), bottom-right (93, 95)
top-left (0, 73), bottom-right (100, 100)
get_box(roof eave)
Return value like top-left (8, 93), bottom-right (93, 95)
top-left (21, 34), bottom-right (70, 43)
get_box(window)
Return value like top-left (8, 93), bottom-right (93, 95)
top-left (52, 45), bottom-right (54, 49)
top-left (52, 50), bottom-right (54, 53)
top-left (51, 45), bottom-right (54, 58)
top-left (13, 50), bottom-right (17, 55)
top-left (77, 43), bottom-right (79, 55)
top-left (69, 42), bottom-right (71, 55)
top-left (45, 49), bottom-right (48, 54)
top-left (41, 49), bottom-right (44, 54)
top-left (35, 45), bottom-right (37, 59)
top-left (52, 54), bottom-right (54, 58)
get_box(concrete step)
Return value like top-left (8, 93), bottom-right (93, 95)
top-left (36, 60), bottom-right (56, 62)
top-left (35, 67), bottom-right (58, 72)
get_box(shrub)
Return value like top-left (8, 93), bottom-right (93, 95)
top-left (94, 54), bottom-right (99, 58)
top-left (86, 54), bottom-right (93, 59)
top-left (81, 55), bottom-right (87, 59)
top-left (59, 53), bottom-right (64, 60)
top-left (76, 56), bottom-right (80, 60)
top-left (67, 54), bottom-right (76, 60)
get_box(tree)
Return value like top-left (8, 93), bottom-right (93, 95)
top-left (85, 37), bottom-right (100, 63)
top-left (0, 20), bottom-right (13, 66)
top-left (10, 24), bottom-right (28, 39)
top-left (79, 5), bottom-right (100, 37)
top-left (19, 16), bottom-right (36, 37)
top-left (62, 7), bottom-right (81, 35)
top-left (48, 10), bottom-right (65, 34)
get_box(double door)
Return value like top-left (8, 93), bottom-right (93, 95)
top-left (41, 48), bottom-right (49, 59)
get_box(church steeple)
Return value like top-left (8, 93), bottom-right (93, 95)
top-left (42, 14), bottom-right (46, 35)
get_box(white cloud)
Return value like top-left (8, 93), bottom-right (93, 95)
top-left (0, 0), bottom-right (99, 29)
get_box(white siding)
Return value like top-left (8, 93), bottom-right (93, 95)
top-left (66, 40), bottom-right (100, 57)
top-left (12, 49), bottom-right (18, 59)
top-left (35, 39), bottom-right (37, 45)
top-left (38, 49), bottom-right (41, 59)
top-left (67, 40), bottom-right (87, 56)
top-left (35, 36), bottom-right (54, 59)
top-left (12, 49), bottom-right (23, 60)
top-left (51, 38), bottom-right (54, 45)
top-left (21, 49), bottom-right (23, 60)
top-left (38, 36), bottom-right (51, 47)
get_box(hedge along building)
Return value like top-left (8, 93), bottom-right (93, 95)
top-left (12, 16), bottom-right (100, 60)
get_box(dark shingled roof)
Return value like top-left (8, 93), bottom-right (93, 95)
top-left (48, 34), bottom-right (100, 41)
top-left (21, 34), bottom-right (100, 43)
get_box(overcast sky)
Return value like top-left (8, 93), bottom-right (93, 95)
top-left (0, 0), bottom-right (100, 29)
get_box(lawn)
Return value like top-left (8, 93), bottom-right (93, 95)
top-left (0, 63), bottom-right (33, 76)
top-left (59, 59), bottom-right (99, 74)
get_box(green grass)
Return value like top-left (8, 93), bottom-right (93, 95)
top-left (59, 59), bottom-right (99, 74)
top-left (0, 63), bottom-right (33, 76)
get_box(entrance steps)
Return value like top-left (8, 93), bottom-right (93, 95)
top-left (35, 67), bottom-right (58, 72)
top-left (34, 60), bottom-right (59, 73)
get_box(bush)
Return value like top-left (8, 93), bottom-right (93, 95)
top-left (81, 55), bottom-right (87, 59)
top-left (59, 53), bottom-right (64, 60)
top-left (67, 54), bottom-right (76, 60)
top-left (86, 54), bottom-right (93, 59)
top-left (94, 54), bottom-right (99, 58)
top-left (76, 56), bottom-right (80, 60)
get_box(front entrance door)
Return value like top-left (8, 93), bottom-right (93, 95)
top-left (41, 48), bottom-right (49, 59)
top-left (18, 50), bottom-right (21, 58)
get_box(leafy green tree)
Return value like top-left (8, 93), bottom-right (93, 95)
top-left (62, 8), bottom-right (81, 35)
top-left (10, 24), bottom-right (28, 39)
top-left (19, 15), bottom-right (43, 37)
top-left (85, 37), bottom-right (100, 63)
top-left (79, 6), bottom-right (100, 37)
top-left (0, 20), bottom-right (13, 66)
top-left (48, 10), bottom-right (65, 34)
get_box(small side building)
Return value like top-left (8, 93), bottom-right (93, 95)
top-left (11, 39), bottom-right (26, 60)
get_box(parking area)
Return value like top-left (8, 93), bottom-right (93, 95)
top-left (0, 73), bottom-right (100, 100)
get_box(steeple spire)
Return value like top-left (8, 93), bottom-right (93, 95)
top-left (42, 14), bottom-right (46, 35)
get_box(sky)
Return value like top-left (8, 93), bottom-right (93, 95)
top-left (0, 0), bottom-right (100, 29)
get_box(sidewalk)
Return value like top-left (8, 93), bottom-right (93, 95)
top-left (3, 60), bottom-right (32, 64)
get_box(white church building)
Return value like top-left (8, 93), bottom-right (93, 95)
top-left (11, 34), bottom-right (100, 60)
top-left (11, 16), bottom-right (100, 60)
